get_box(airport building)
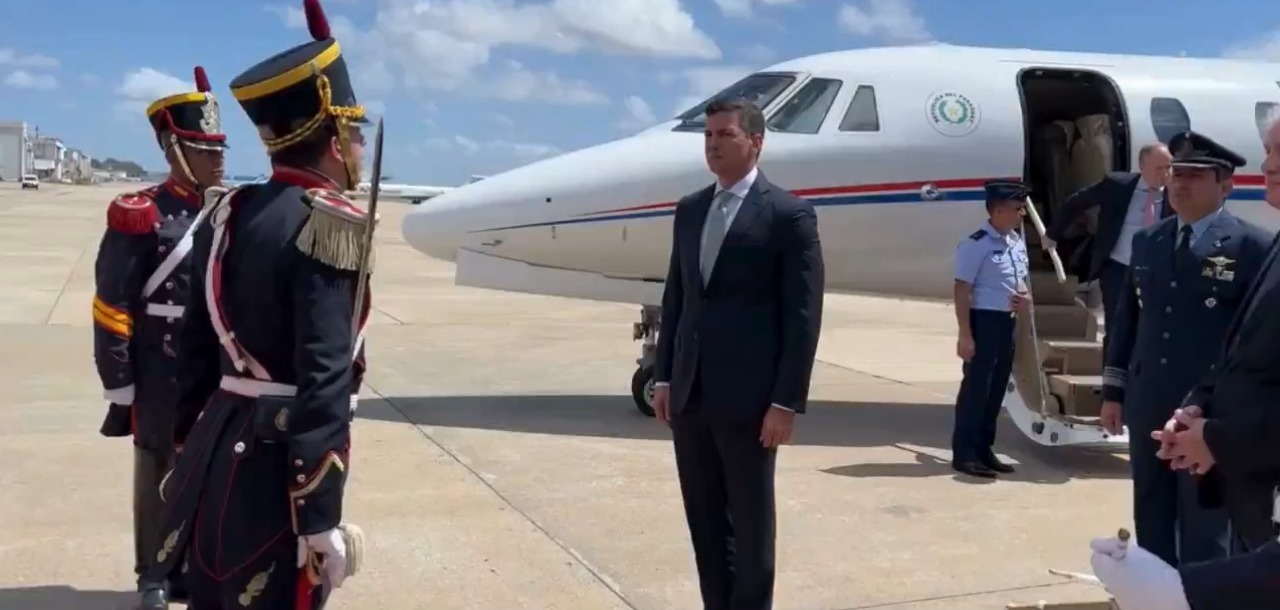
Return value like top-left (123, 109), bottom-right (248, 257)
top-left (0, 121), bottom-right (34, 182)
top-left (32, 135), bottom-right (67, 182)
top-left (64, 148), bottom-right (94, 183)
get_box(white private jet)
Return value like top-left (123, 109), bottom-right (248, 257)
top-left (401, 44), bottom-right (1280, 450)
top-left (355, 180), bottom-right (455, 203)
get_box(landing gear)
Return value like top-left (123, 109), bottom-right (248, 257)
top-left (630, 305), bottom-right (661, 417)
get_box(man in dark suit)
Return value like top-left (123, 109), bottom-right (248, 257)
top-left (1100, 130), bottom-right (1271, 566)
top-left (1158, 118), bottom-right (1280, 552)
top-left (651, 97), bottom-right (824, 610)
top-left (1045, 144), bottom-right (1174, 351)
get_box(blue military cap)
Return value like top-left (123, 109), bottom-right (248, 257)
top-left (984, 180), bottom-right (1029, 204)
top-left (1168, 130), bottom-right (1246, 171)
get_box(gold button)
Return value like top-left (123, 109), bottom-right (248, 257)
top-left (296, 474), bottom-right (306, 483)
top-left (296, 498), bottom-right (305, 506)
top-left (294, 459), bottom-right (303, 467)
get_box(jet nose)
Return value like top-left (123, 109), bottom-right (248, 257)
top-left (400, 187), bottom-right (476, 263)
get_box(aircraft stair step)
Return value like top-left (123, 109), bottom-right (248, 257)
top-left (1047, 374), bottom-right (1103, 417)
top-left (1029, 271), bottom-right (1079, 306)
top-left (1039, 337), bottom-right (1102, 375)
top-left (1032, 304), bottom-right (1098, 341)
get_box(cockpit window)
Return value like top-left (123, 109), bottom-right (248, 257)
top-left (672, 72), bottom-right (797, 132)
top-left (838, 85), bottom-right (880, 132)
top-left (767, 78), bottom-right (843, 134)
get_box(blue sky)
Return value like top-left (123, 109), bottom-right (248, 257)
top-left (2, 0), bottom-right (1279, 185)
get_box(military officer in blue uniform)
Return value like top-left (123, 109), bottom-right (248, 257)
top-left (145, 1), bottom-right (371, 607)
top-left (92, 65), bottom-right (227, 610)
top-left (1101, 130), bottom-right (1272, 566)
top-left (950, 180), bottom-right (1031, 478)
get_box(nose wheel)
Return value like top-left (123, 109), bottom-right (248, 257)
top-left (631, 305), bottom-right (661, 418)
top-left (631, 364), bottom-right (656, 417)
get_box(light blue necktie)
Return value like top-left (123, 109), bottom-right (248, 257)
top-left (701, 190), bottom-right (733, 285)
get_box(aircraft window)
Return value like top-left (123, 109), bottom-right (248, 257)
top-left (838, 85), bottom-right (880, 132)
top-left (1149, 97), bottom-right (1190, 144)
top-left (1255, 102), bottom-right (1280, 141)
top-left (672, 72), bottom-right (797, 132)
top-left (767, 78), bottom-right (843, 134)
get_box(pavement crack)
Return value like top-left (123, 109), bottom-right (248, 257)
top-left (43, 243), bottom-right (89, 326)
top-left (361, 383), bottom-right (640, 610)
top-left (832, 580), bottom-right (1086, 609)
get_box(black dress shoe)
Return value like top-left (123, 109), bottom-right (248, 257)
top-left (952, 460), bottom-right (998, 478)
top-left (982, 455), bottom-right (1016, 474)
top-left (139, 586), bottom-right (168, 610)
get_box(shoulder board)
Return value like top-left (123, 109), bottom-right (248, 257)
top-left (295, 188), bottom-right (377, 271)
top-left (106, 192), bottom-right (159, 235)
top-left (968, 229), bottom-right (987, 241)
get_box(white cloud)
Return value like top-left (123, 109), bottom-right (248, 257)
top-left (4, 70), bottom-right (57, 90)
top-left (423, 135), bottom-right (562, 160)
top-left (837, 0), bottom-right (931, 44)
top-left (618, 96), bottom-right (658, 132)
top-left (0, 48), bottom-right (59, 69)
top-left (265, 0), bottom-right (718, 104)
top-left (713, 0), bottom-right (803, 19)
top-left (114, 68), bottom-right (191, 118)
top-left (1221, 30), bottom-right (1280, 61)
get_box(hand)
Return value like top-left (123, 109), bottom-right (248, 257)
top-left (1165, 418), bottom-right (1215, 475)
top-left (1089, 537), bottom-right (1190, 610)
top-left (298, 528), bottom-right (348, 588)
top-left (1100, 401), bottom-right (1123, 436)
top-left (1010, 291), bottom-right (1031, 311)
top-left (760, 406), bottom-right (795, 448)
top-left (1041, 237), bottom-right (1056, 251)
top-left (653, 384), bottom-right (671, 424)
top-left (1152, 406), bottom-right (1202, 461)
top-left (956, 334), bottom-right (975, 361)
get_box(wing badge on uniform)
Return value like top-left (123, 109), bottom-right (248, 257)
top-left (1204, 256), bottom-right (1235, 281)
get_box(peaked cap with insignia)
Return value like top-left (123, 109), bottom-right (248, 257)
top-left (1169, 130), bottom-right (1246, 171)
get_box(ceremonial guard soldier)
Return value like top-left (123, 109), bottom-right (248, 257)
top-left (91, 65), bottom-right (227, 610)
top-left (1101, 130), bottom-right (1271, 565)
top-left (146, 0), bottom-right (373, 607)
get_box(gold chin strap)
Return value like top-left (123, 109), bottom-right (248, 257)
top-left (260, 72), bottom-right (365, 189)
top-left (168, 133), bottom-right (201, 191)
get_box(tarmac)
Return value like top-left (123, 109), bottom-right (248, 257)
top-left (0, 181), bottom-right (1131, 609)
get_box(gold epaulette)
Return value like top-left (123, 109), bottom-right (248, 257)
top-left (107, 192), bottom-right (159, 235)
top-left (295, 188), bottom-right (376, 271)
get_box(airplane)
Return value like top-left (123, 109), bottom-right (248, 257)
top-left (354, 178), bottom-right (456, 204)
top-left (400, 43), bottom-right (1280, 451)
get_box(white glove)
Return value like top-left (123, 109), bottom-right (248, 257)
top-left (297, 527), bottom-right (348, 589)
top-left (1089, 537), bottom-right (1190, 610)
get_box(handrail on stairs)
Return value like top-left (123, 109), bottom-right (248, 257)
top-left (1023, 196), bottom-right (1067, 284)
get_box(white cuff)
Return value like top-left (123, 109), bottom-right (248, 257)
top-left (104, 384), bottom-right (135, 405)
top-left (653, 381), bottom-right (670, 387)
top-left (771, 403), bottom-right (794, 412)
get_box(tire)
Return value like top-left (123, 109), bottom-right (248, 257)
top-left (630, 365), bottom-right (656, 417)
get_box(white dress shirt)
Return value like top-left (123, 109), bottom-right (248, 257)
top-left (1110, 178), bottom-right (1163, 265)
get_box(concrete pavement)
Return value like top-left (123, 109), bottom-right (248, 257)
top-left (0, 181), bottom-right (1128, 609)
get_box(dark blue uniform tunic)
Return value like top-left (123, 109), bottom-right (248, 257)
top-left (94, 178), bottom-right (207, 449)
top-left (147, 166), bottom-right (372, 609)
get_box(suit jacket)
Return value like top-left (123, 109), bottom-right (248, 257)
top-left (1183, 227), bottom-right (1280, 548)
top-left (654, 171), bottom-right (825, 423)
top-left (1045, 172), bottom-right (1173, 281)
top-left (1102, 210), bottom-right (1271, 431)
top-left (1179, 539), bottom-right (1280, 610)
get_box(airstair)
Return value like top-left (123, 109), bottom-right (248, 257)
top-left (1003, 200), bottom-right (1126, 449)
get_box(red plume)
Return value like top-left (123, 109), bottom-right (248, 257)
top-left (303, 0), bottom-right (331, 40)
top-left (193, 66), bottom-right (210, 93)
